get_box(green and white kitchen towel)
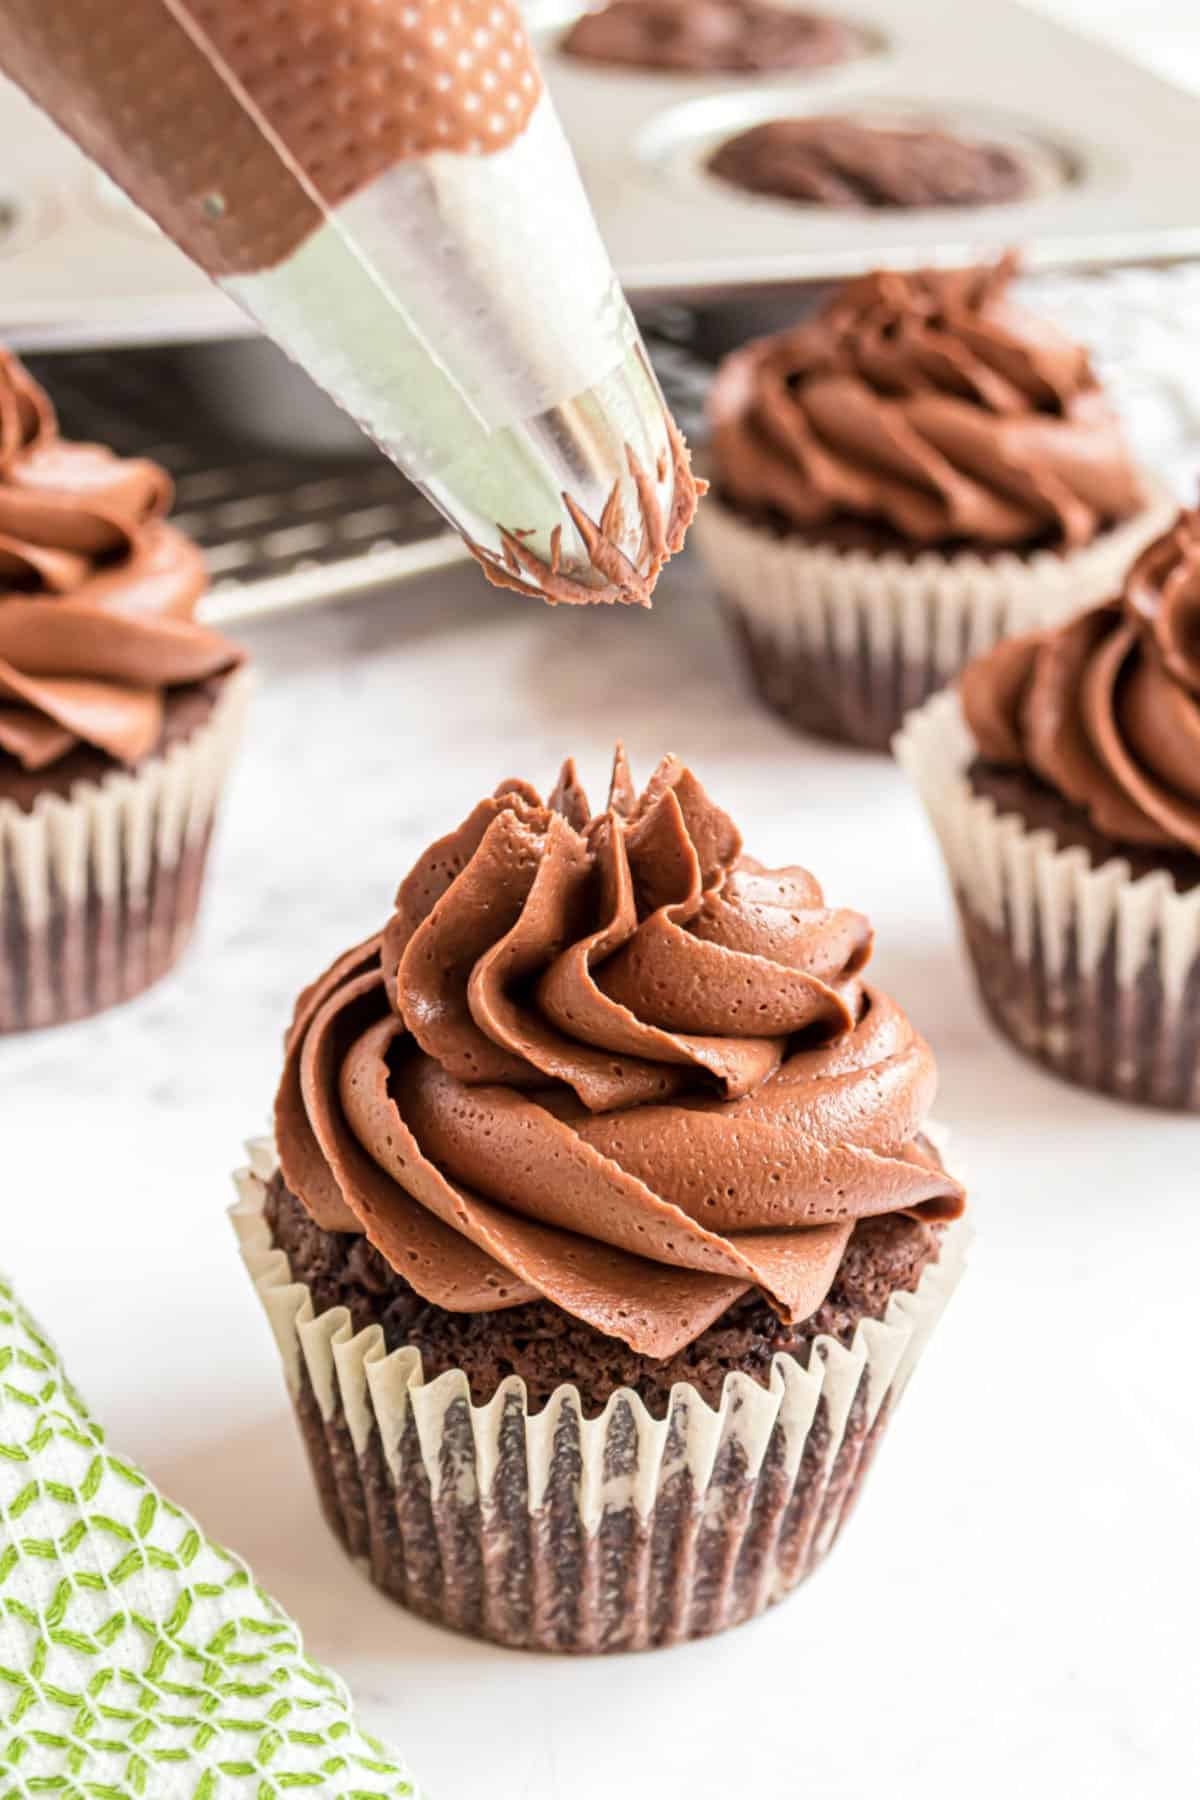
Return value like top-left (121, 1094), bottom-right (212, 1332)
top-left (0, 1273), bottom-right (420, 1799)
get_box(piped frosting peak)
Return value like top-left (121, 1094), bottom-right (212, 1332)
top-left (276, 749), bottom-right (965, 1357)
top-left (709, 256), bottom-right (1145, 549)
top-left (963, 504), bottom-right (1200, 853)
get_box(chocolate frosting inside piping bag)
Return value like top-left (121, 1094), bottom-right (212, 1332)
top-left (277, 751), bottom-right (964, 1358)
top-left (0, 353), bottom-right (240, 772)
top-left (962, 505), bottom-right (1200, 852)
top-left (0, 0), bottom-right (699, 604)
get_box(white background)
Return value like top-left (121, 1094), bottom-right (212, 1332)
top-left (4, 5), bottom-right (1199, 1798)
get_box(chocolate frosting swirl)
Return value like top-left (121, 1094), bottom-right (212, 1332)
top-left (708, 258), bottom-right (1145, 550)
top-left (962, 506), bottom-right (1200, 854)
top-left (0, 350), bottom-right (241, 773)
top-left (276, 751), bottom-right (964, 1358)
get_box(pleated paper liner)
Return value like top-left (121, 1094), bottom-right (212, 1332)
top-left (232, 1143), bottom-right (970, 1654)
top-left (693, 482), bottom-right (1176, 753)
top-left (0, 666), bottom-right (250, 1033)
top-left (897, 690), bottom-right (1200, 1109)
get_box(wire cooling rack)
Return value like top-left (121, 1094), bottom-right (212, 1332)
top-left (25, 346), bottom-right (468, 627)
top-left (29, 264), bottom-right (1200, 626)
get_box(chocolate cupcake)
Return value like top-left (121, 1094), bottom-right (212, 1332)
top-left (233, 749), bottom-right (968, 1652)
top-left (0, 350), bottom-right (247, 1032)
top-left (708, 116), bottom-right (1032, 209)
top-left (560, 0), bottom-right (859, 75)
top-left (693, 258), bottom-right (1172, 752)
top-left (897, 506), bottom-right (1200, 1110)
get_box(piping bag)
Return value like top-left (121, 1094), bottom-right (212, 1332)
top-left (0, 0), bottom-right (702, 604)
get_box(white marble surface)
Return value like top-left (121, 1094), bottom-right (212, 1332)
top-left (4, 546), bottom-right (1199, 1799)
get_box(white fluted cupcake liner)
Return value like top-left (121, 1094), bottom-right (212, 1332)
top-left (231, 1141), bottom-right (970, 1654)
top-left (897, 690), bottom-right (1200, 1109)
top-left (693, 483), bottom-right (1175, 752)
top-left (0, 667), bottom-right (251, 1032)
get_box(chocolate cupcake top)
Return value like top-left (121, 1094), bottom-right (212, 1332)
top-left (560, 0), bottom-right (857, 75)
top-left (712, 117), bottom-right (1036, 210)
top-left (962, 506), bottom-right (1200, 855)
top-left (708, 117), bottom-right (1030, 209)
top-left (275, 750), bottom-right (964, 1359)
top-left (0, 350), bottom-right (241, 775)
top-left (708, 258), bottom-right (1146, 550)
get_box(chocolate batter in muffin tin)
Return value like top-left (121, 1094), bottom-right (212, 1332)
top-left (2, 0), bottom-right (1199, 330)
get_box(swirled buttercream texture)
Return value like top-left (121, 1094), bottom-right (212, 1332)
top-left (0, 349), bottom-right (240, 773)
top-left (963, 505), bottom-right (1200, 854)
top-left (708, 257), bottom-right (1145, 549)
top-left (276, 752), bottom-right (965, 1357)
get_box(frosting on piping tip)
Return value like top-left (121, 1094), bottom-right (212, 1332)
top-left (0, 350), bottom-right (241, 773)
top-left (468, 419), bottom-right (704, 607)
top-left (276, 749), bottom-right (965, 1357)
top-left (708, 256), bottom-right (1145, 550)
top-left (963, 504), bottom-right (1200, 854)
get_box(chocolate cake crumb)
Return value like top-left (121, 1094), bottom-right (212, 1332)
top-left (968, 760), bottom-right (1200, 894)
top-left (266, 1173), bottom-right (943, 1418)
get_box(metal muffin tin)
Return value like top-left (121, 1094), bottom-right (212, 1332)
top-left (3, 0), bottom-right (1200, 342)
top-left (540, 0), bottom-right (1200, 297)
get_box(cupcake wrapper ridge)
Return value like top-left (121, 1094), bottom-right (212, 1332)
top-left (693, 483), bottom-right (1175, 753)
top-left (231, 1143), bottom-right (969, 1654)
top-left (0, 667), bottom-right (251, 1033)
top-left (897, 690), bottom-right (1200, 1110)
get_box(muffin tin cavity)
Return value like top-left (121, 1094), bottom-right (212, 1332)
top-left (549, 1), bottom-right (885, 80)
top-left (640, 96), bottom-right (1077, 210)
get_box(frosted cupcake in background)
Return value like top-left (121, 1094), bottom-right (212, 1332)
top-left (0, 349), bottom-right (247, 1032)
top-left (234, 749), bottom-right (968, 1653)
top-left (694, 257), bottom-right (1172, 751)
top-left (897, 505), bottom-right (1200, 1110)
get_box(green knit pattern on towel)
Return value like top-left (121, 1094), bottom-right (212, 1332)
top-left (0, 1275), bottom-right (418, 1799)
